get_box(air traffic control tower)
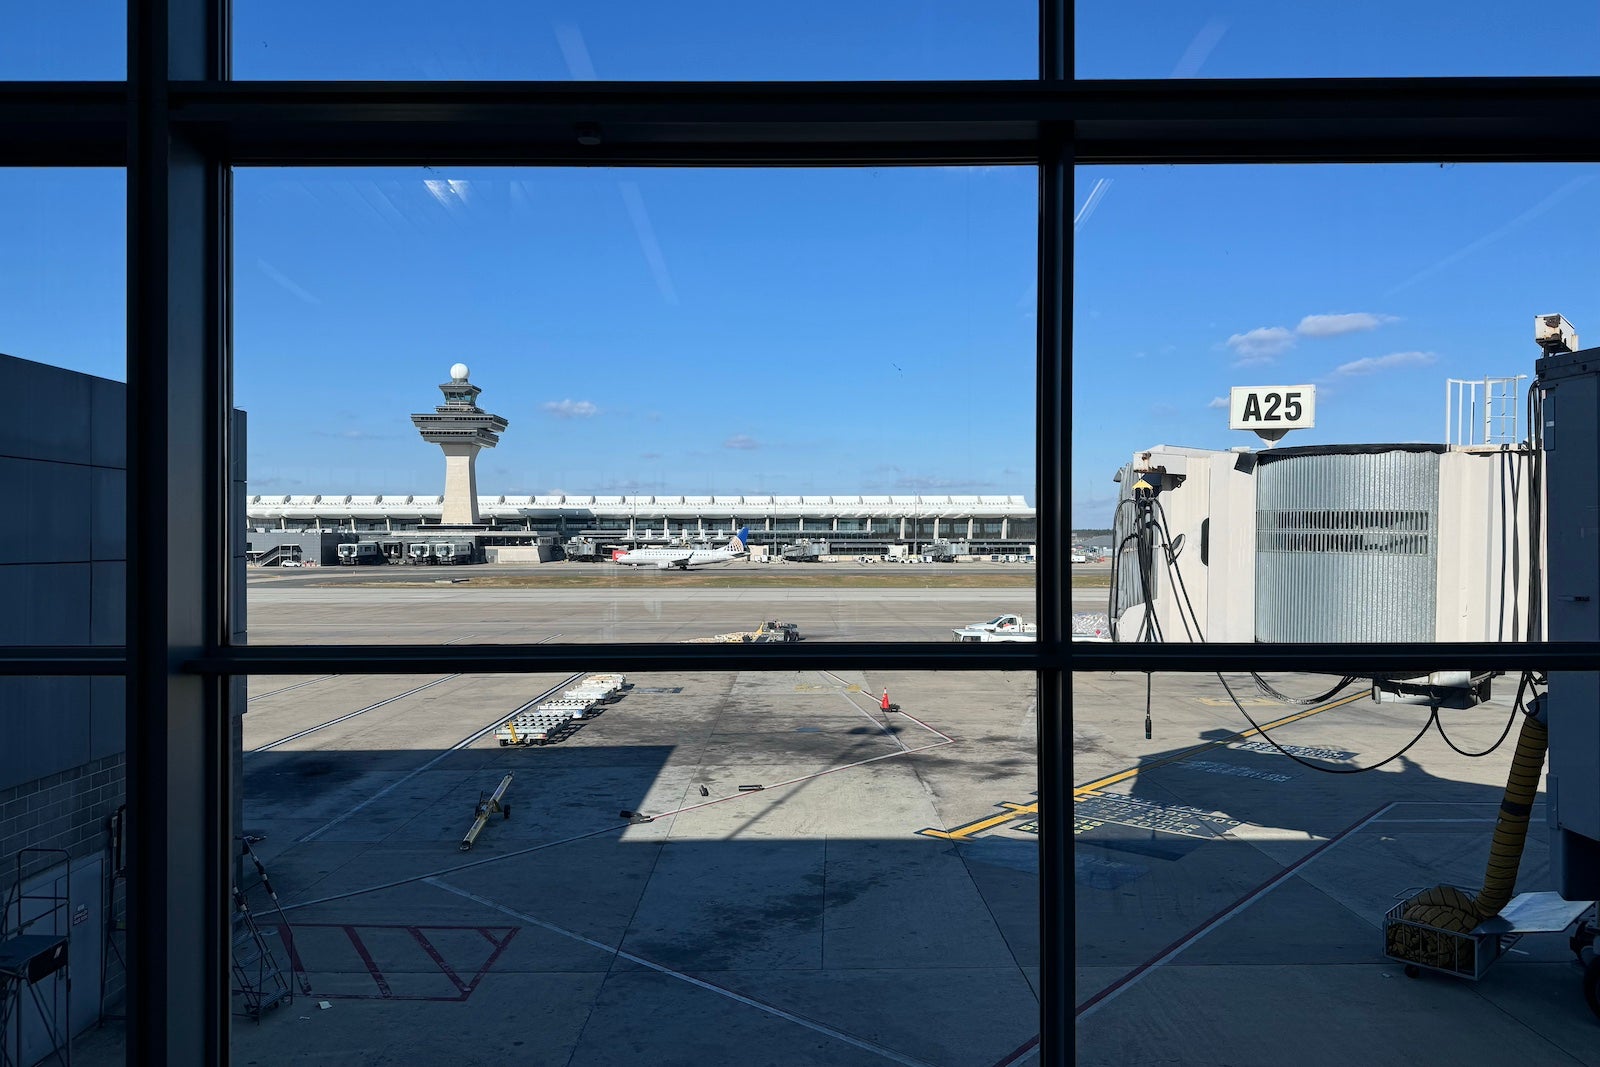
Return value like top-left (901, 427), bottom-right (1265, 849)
top-left (411, 362), bottom-right (509, 526)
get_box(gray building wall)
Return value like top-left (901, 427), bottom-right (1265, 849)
top-left (0, 352), bottom-right (247, 1039)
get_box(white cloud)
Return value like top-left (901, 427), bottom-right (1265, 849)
top-left (1207, 396), bottom-right (1229, 409)
top-left (1226, 326), bottom-right (1295, 362)
top-left (724, 434), bottom-right (760, 451)
top-left (1331, 350), bottom-right (1436, 377)
top-left (542, 399), bottom-right (598, 418)
top-left (423, 178), bottom-right (471, 209)
top-left (1296, 312), bottom-right (1397, 338)
top-left (894, 475), bottom-right (996, 490)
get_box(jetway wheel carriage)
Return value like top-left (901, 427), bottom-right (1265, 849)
top-left (1385, 890), bottom-right (1599, 1017)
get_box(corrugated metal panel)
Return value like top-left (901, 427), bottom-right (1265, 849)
top-left (1255, 450), bottom-right (1439, 642)
top-left (1110, 463), bottom-right (1149, 616)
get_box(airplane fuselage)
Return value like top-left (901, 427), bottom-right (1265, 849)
top-left (612, 527), bottom-right (750, 570)
top-left (613, 546), bottom-right (740, 570)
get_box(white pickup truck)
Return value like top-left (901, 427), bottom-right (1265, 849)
top-left (952, 613), bottom-right (1038, 643)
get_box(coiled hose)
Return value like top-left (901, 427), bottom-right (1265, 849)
top-left (1385, 711), bottom-right (1548, 973)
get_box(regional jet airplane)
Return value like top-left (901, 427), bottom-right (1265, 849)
top-left (612, 528), bottom-right (750, 570)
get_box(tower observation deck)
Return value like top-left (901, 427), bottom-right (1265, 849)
top-left (410, 363), bottom-right (509, 525)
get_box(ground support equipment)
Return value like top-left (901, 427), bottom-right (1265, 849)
top-left (460, 774), bottom-right (514, 851)
top-left (1385, 890), bottom-right (1595, 987)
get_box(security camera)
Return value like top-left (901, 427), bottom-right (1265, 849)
top-left (1536, 313), bottom-right (1580, 354)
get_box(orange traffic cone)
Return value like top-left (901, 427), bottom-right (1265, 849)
top-left (881, 688), bottom-right (891, 712)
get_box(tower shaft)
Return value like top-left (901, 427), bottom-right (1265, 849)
top-left (411, 364), bottom-right (508, 527)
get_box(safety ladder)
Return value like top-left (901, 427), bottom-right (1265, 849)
top-left (0, 849), bottom-right (72, 1067)
top-left (230, 889), bottom-right (292, 1021)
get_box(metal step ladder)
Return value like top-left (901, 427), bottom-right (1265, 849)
top-left (230, 889), bottom-right (292, 1022)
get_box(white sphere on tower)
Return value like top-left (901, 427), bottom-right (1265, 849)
top-left (450, 362), bottom-right (470, 382)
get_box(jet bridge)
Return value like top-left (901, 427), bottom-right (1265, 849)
top-left (1535, 344), bottom-right (1600, 900)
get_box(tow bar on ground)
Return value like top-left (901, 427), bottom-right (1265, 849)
top-left (460, 774), bottom-right (513, 851)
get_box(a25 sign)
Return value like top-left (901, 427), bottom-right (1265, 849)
top-left (1229, 385), bottom-right (1315, 430)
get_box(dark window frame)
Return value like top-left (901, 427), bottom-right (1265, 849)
top-left (8, 3), bottom-right (1600, 1064)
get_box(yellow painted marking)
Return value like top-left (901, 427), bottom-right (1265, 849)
top-left (919, 799), bottom-right (1038, 841)
top-left (918, 689), bottom-right (1366, 842)
top-left (1073, 689), bottom-right (1367, 799)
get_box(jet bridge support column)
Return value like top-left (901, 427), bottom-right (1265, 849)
top-left (1536, 345), bottom-right (1600, 899)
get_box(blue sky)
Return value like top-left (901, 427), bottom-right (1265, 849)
top-left (7, 7), bottom-right (1600, 520)
top-left (1072, 163), bottom-right (1600, 525)
top-left (10, 2), bottom-right (1600, 81)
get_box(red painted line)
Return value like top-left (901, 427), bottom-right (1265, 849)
top-left (282, 923), bottom-right (520, 1003)
top-left (408, 927), bottom-right (468, 995)
top-left (988, 1035), bottom-right (1040, 1067)
top-left (275, 922), bottom-right (307, 976)
top-left (344, 926), bottom-right (393, 999)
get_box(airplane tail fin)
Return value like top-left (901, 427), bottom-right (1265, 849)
top-left (611, 548), bottom-right (624, 561)
top-left (729, 527), bottom-right (750, 553)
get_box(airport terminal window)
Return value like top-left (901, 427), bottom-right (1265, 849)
top-left (2, 5), bottom-right (124, 79)
top-left (1076, 0), bottom-right (1600, 79)
top-left (234, 163), bottom-right (1036, 646)
top-left (232, 1), bottom-right (1038, 81)
top-left (25, 2), bottom-right (1600, 1066)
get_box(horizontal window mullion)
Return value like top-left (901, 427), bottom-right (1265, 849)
top-left (15, 78), bottom-right (1600, 165)
top-left (0, 648), bottom-right (128, 675)
top-left (188, 642), bottom-right (1060, 675)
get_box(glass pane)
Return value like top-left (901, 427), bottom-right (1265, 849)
top-left (0, 675), bottom-right (125, 1063)
top-left (0, 170), bottom-right (126, 382)
top-left (1074, 162), bottom-right (1597, 649)
top-left (1, 5), bottom-right (123, 79)
top-left (237, 669), bottom-right (1038, 1063)
top-left (235, 166), bottom-right (1037, 645)
top-left (1073, 669), bottom-right (1567, 1056)
top-left (233, 2), bottom-right (1037, 80)
top-left (1077, 1), bottom-right (1600, 78)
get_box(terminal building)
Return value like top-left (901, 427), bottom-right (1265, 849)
top-left (245, 364), bottom-right (1037, 563)
top-left (245, 492), bottom-right (1038, 560)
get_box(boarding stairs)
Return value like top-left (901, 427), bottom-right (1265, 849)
top-left (248, 545), bottom-right (300, 568)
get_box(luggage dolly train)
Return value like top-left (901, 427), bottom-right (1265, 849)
top-left (495, 673), bottom-right (628, 747)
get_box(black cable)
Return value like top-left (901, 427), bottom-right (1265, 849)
top-left (1151, 498), bottom-right (1204, 642)
top-left (1107, 496), bottom-right (1141, 641)
top-left (1216, 672), bottom-right (1439, 774)
top-left (1250, 673), bottom-right (1358, 706)
top-left (1433, 671), bottom-right (1535, 759)
top-left (1108, 526), bottom-right (1145, 642)
top-left (1144, 672), bottom-right (1153, 740)
top-left (1526, 383), bottom-right (1544, 642)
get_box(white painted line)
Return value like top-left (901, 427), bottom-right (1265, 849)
top-left (1369, 825), bottom-right (1504, 831)
top-left (824, 673), bottom-right (909, 753)
top-left (249, 675), bottom-right (461, 754)
top-left (1076, 801), bottom-right (1397, 1021)
top-left (249, 675), bottom-right (337, 702)
top-left (425, 878), bottom-right (942, 1067)
top-left (281, 822), bottom-right (623, 911)
top-left (295, 672), bottom-right (584, 843)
